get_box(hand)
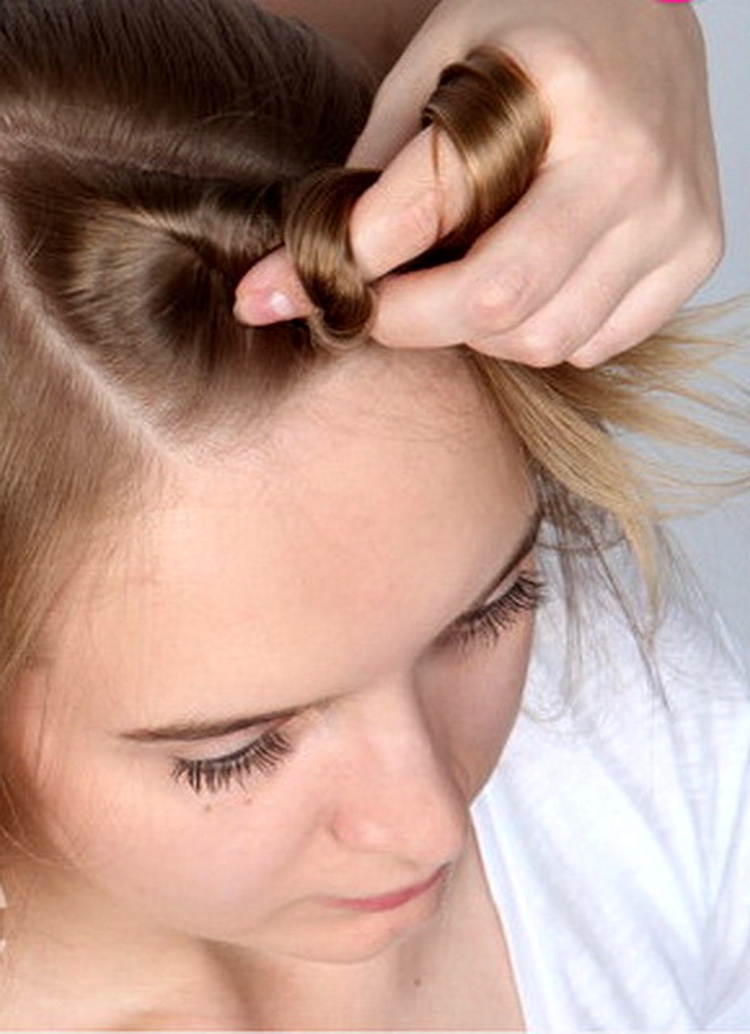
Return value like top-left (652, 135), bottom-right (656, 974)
top-left (235, 0), bottom-right (723, 368)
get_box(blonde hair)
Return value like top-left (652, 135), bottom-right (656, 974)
top-left (0, 0), bottom-right (746, 845)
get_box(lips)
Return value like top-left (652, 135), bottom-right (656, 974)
top-left (325, 864), bottom-right (448, 913)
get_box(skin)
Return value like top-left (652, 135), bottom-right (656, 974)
top-left (256, 0), bottom-right (439, 78)
top-left (2, 348), bottom-right (536, 1027)
top-left (241, 0), bottom-right (722, 367)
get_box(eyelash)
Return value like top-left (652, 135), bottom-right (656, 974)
top-left (172, 571), bottom-right (545, 796)
top-left (172, 727), bottom-right (292, 795)
top-left (444, 571), bottom-right (546, 652)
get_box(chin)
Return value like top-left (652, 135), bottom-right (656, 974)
top-left (283, 924), bottom-right (422, 966)
top-left (279, 895), bottom-right (443, 966)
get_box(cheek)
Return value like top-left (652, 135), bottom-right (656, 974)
top-left (9, 676), bottom-right (308, 932)
top-left (21, 726), bottom-right (321, 937)
top-left (421, 613), bottom-right (534, 798)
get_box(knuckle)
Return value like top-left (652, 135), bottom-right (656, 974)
top-left (693, 221), bottom-right (725, 275)
top-left (464, 270), bottom-right (537, 336)
top-left (522, 332), bottom-right (573, 368)
top-left (665, 181), bottom-right (725, 269)
top-left (529, 29), bottom-right (599, 98)
top-left (473, 324), bottom-right (572, 368)
top-left (513, 313), bottom-right (585, 367)
top-left (566, 345), bottom-right (601, 370)
top-left (612, 130), bottom-right (664, 195)
top-left (555, 41), bottom-right (602, 102)
top-left (400, 186), bottom-right (443, 253)
top-left (659, 216), bottom-right (725, 290)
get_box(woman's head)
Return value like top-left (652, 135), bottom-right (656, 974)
top-left (0, 0), bottom-right (740, 960)
top-left (9, 344), bottom-right (537, 962)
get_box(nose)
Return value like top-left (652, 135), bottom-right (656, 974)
top-left (326, 682), bottom-right (468, 868)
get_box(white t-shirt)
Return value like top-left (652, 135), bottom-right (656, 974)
top-left (472, 585), bottom-right (750, 1031)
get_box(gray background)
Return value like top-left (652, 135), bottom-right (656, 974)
top-left (668, 0), bottom-right (749, 664)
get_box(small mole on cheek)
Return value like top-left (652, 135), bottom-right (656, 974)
top-left (203, 804), bottom-right (213, 813)
top-left (413, 977), bottom-right (423, 990)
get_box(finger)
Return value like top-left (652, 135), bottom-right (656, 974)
top-left (473, 288), bottom-right (637, 367)
top-left (234, 247), bottom-right (313, 325)
top-left (566, 259), bottom-right (717, 369)
top-left (466, 211), bottom-right (719, 366)
top-left (347, 126), bottom-right (471, 281)
top-left (370, 163), bottom-right (619, 349)
top-left (458, 233), bottom-right (643, 365)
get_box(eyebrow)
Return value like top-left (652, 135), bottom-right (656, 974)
top-left (121, 508), bottom-right (542, 746)
top-left (121, 706), bottom-right (301, 744)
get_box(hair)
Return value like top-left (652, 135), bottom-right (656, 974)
top-left (0, 0), bottom-right (746, 850)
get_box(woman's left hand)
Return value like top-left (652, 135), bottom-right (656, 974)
top-left (235, 0), bottom-right (723, 368)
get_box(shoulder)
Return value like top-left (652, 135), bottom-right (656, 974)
top-left (473, 581), bottom-right (750, 1029)
top-left (496, 578), bottom-right (750, 880)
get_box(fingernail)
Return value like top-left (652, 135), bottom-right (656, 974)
top-left (234, 288), bottom-right (295, 326)
top-left (268, 290), bottom-right (296, 319)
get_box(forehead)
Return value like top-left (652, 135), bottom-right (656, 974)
top-left (47, 347), bottom-right (535, 721)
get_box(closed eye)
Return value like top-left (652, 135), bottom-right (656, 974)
top-left (171, 725), bottom-right (293, 795)
top-left (438, 570), bottom-right (545, 652)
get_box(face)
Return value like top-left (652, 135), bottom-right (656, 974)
top-left (13, 348), bottom-right (538, 964)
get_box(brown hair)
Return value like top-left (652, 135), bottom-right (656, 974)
top-left (0, 0), bottom-right (746, 847)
